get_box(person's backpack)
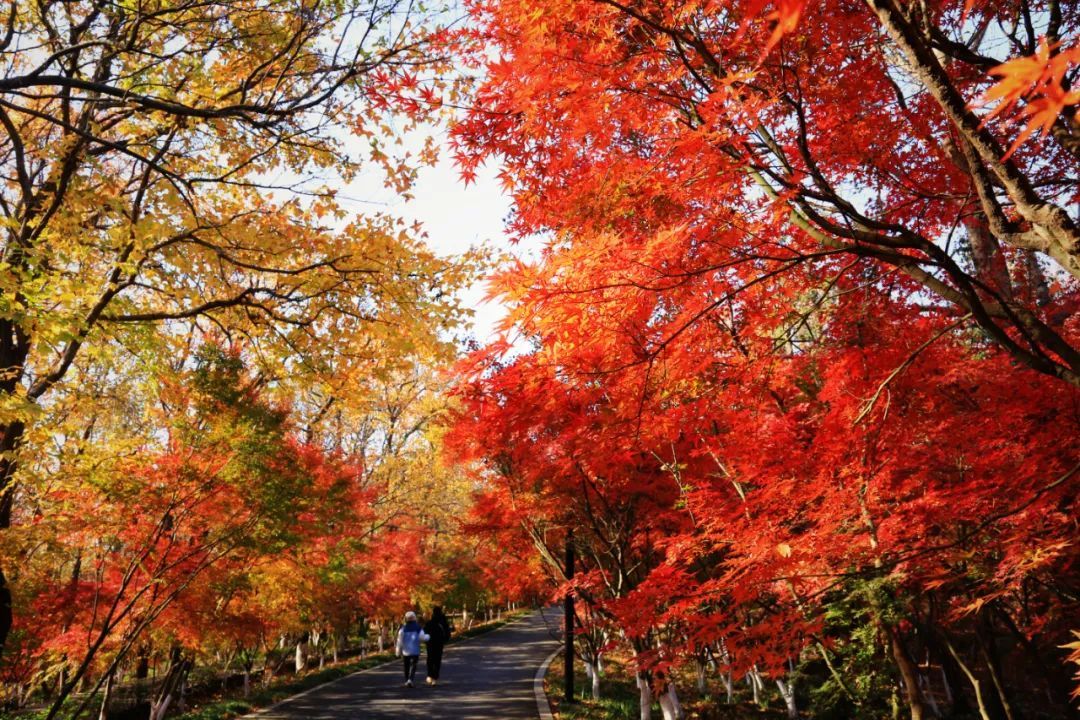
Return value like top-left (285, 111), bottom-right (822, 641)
top-left (401, 623), bottom-right (423, 654)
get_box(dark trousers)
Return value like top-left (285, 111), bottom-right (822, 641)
top-left (426, 643), bottom-right (444, 680)
top-left (403, 654), bottom-right (419, 681)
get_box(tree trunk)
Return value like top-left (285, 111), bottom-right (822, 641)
top-left (887, 624), bottom-right (929, 720)
top-left (0, 419), bottom-right (27, 660)
top-left (944, 635), bottom-right (992, 720)
top-left (149, 654), bottom-right (191, 720)
top-left (777, 677), bottom-right (798, 720)
top-left (98, 670), bottom-right (114, 720)
top-left (636, 673), bottom-right (653, 720)
top-left (747, 666), bottom-right (765, 706)
top-left (976, 614), bottom-right (1016, 720)
top-left (584, 660), bottom-right (601, 700)
top-left (965, 214), bottom-right (1014, 302)
top-left (1021, 250), bottom-right (1051, 306)
top-left (135, 650), bottom-right (150, 680)
top-left (0, 567), bottom-right (11, 662)
top-left (658, 681), bottom-right (685, 720)
top-left (295, 640), bottom-right (306, 673)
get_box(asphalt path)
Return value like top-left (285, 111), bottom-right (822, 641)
top-left (254, 609), bottom-right (563, 719)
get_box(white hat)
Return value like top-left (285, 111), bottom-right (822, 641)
top-left (404, 611), bottom-right (417, 621)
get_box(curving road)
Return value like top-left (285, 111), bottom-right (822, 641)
top-left (252, 609), bottom-right (563, 719)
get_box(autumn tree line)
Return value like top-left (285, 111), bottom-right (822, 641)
top-left (0, 0), bottom-right (503, 718)
top-left (0, 1), bottom-right (1078, 720)
top-left (445, 1), bottom-right (1080, 720)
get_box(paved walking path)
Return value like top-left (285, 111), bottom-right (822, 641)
top-left (254, 609), bottom-right (563, 719)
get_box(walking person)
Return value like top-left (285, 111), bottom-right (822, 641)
top-left (395, 611), bottom-right (429, 687)
top-left (423, 606), bottom-right (453, 685)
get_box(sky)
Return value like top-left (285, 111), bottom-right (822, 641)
top-left (333, 128), bottom-right (530, 345)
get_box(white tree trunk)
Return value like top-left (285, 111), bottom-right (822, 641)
top-left (777, 678), bottom-right (798, 719)
top-left (98, 671), bottom-right (113, 720)
top-left (311, 630), bottom-right (321, 668)
top-left (584, 661), bottom-right (601, 699)
top-left (747, 668), bottom-right (763, 705)
top-left (148, 694), bottom-right (173, 720)
top-left (695, 659), bottom-right (707, 693)
top-left (724, 670), bottom-right (734, 704)
top-left (637, 674), bottom-right (653, 720)
top-left (658, 682), bottom-right (685, 720)
top-left (295, 641), bottom-right (306, 673)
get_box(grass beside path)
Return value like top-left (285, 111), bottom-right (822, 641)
top-left (543, 655), bottom-right (787, 720)
top-left (175, 610), bottom-right (530, 720)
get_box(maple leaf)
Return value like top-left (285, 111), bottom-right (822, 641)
top-left (979, 39), bottom-right (1080, 158)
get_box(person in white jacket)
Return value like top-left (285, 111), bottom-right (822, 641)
top-left (395, 611), bottom-right (429, 687)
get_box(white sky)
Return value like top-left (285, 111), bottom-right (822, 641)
top-left (331, 129), bottom-right (531, 345)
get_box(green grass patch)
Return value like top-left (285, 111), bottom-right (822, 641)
top-left (545, 655), bottom-right (644, 720)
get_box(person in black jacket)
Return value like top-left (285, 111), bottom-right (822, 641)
top-left (423, 606), bottom-right (452, 685)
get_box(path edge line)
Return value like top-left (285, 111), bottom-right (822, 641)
top-left (534, 646), bottom-right (562, 720)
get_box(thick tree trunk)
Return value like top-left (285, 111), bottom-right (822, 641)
top-left (0, 420), bottom-right (26, 660)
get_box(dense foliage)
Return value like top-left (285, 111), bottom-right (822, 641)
top-left (0, 0), bottom-right (494, 716)
top-left (2, 0), bottom-right (1078, 719)
top-left (447, 0), bottom-right (1080, 719)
